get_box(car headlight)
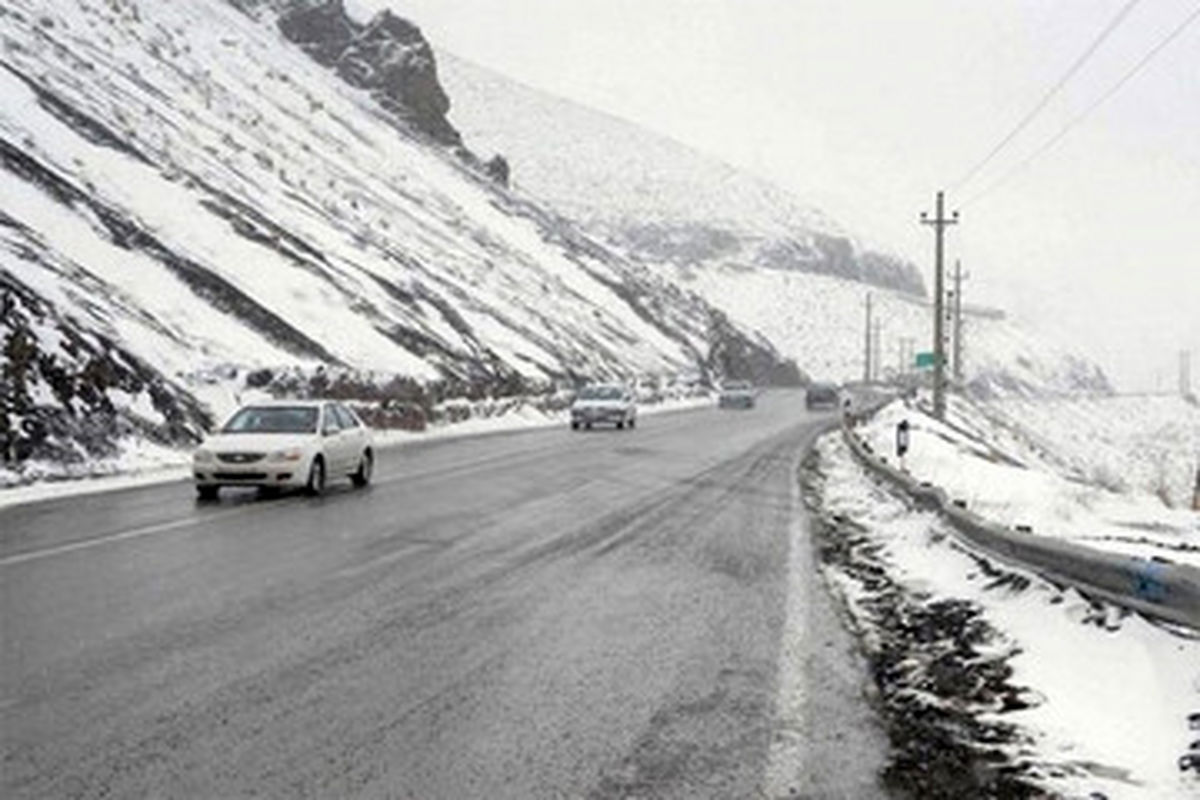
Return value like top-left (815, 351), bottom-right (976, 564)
top-left (194, 448), bottom-right (214, 463)
top-left (268, 448), bottom-right (304, 462)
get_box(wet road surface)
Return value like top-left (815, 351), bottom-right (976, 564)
top-left (0, 391), bottom-right (889, 798)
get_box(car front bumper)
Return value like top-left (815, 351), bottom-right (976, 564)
top-left (193, 460), bottom-right (307, 487)
top-left (571, 409), bottom-right (631, 424)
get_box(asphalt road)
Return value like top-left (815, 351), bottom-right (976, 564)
top-left (0, 391), bottom-right (889, 798)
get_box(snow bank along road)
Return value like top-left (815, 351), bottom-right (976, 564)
top-left (0, 391), bottom-right (888, 799)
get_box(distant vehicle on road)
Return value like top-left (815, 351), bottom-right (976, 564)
top-left (805, 382), bottom-right (840, 410)
top-left (571, 384), bottom-right (637, 430)
top-left (193, 400), bottom-right (373, 499)
top-left (718, 380), bottom-right (756, 409)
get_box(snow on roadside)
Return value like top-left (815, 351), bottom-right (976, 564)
top-left (807, 433), bottom-right (1200, 798)
top-left (854, 397), bottom-right (1200, 568)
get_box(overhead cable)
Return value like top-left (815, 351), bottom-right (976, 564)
top-left (951, 0), bottom-right (1146, 192)
top-left (963, 2), bottom-right (1200, 208)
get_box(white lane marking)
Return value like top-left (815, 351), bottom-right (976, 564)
top-left (0, 506), bottom-right (261, 568)
top-left (0, 439), bottom-right (576, 569)
top-left (0, 407), bottom-right (725, 569)
top-left (765, 450), bottom-right (811, 797)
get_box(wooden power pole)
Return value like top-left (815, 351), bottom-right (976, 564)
top-left (872, 319), bottom-right (882, 382)
top-left (951, 260), bottom-right (967, 384)
top-left (920, 191), bottom-right (958, 419)
top-left (863, 293), bottom-right (872, 384)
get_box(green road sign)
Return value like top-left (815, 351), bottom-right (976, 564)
top-left (915, 351), bottom-right (937, 368)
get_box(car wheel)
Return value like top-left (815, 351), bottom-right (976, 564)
top-left (616, 420), bottom-right (625, 429)
top-left (571, 421), bottom-right (580, 430)
top-left (304, 456), bottom-right (326, 497)
top-left (196, 485), bottom-right (219, 501)
top-left (585, 422), bottom-right (593, 430)
top-left (628, 416), bottom-right (636, 429)
top-left (351, 450), bottom-right (373, 488)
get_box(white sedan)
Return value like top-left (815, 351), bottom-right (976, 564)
top-left (570, 384), bottom-right (637, 430)
top-left (193, 400), bottom-right (373, 499)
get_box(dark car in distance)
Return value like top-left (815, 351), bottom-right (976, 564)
top-left (805, 383), bottom-right (840, 410)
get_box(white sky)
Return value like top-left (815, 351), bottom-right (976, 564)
top-left (349, 0), bottom-right (1199, 392)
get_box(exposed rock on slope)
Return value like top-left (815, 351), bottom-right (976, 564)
top-left (276, 0), bottom-right (461, 146)
top-left (1, 270), bottom-right (211, 469)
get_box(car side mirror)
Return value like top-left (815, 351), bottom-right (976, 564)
top-left (323, 427), bottom-right (337, 437)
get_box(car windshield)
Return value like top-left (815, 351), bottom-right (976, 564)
top-left (723, 381), bottom-right (751, 391)
top-left (221, 405), bottom-right (319, 434)
top-left (810, 385), bottom-right (837, 397)
top-left (578, 386), bottom-right (623, 401)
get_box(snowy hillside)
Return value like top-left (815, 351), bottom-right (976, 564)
top-left (439, 52), bottom-right (926, 295)
top-left (858, 395), bottom-right (1200, 566)
top-left (0, 0), bottom-right (794, 482)
top-left (439, 53), bottom-right (1112, 395)
top-left (655, 260), bottom-right (1112, 393)
top-left (980, 395), bottom-right (1200, 510)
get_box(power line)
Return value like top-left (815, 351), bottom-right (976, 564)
top-left (963, 2), bottom-right (1200, 208)
top-left (951, 0), bottom-right (1146, 193)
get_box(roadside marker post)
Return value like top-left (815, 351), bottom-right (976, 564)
top-left (896, 419), bottom-right (910, 471)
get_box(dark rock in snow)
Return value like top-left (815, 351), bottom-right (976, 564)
top-left (276, 0), bottom-right (358, 65)
top-left (277, 1), bottom-right (461, 146)
top-left (484, 154), bottom-right (510, 187)
top-left (1, 274), bottom-right (211, 475)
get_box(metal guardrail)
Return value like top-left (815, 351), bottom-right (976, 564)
top-left (840, 421), bottom-right (1200, 631)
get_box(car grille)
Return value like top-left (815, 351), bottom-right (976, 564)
top-left (217, 452), bottom-right (265, 464)
top-left (213, 472), bottom-right (268, 481)
top-left (576, 408), bottom-right (623, 418)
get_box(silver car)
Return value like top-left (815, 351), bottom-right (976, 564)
top-left (193, 400), bottom-right (374, 499)
top-left (718, 380), bottom-right (756, 409)
top-left (570, 384), bottom-right (637, 430)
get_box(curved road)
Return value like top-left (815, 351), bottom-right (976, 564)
top-left (0, 391), bottom-right (888, 798)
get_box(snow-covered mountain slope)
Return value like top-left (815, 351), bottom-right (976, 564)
top-left (438, 53), bottom-right (1111, 396)
top-left (980, 394), bottom-right (1200, 510)
top-left (665, 261), bottom-right (1112, 394)
top-left (0, 0), bottom-right (795, 480)
top-left (440, 52), bottom-right (925, 295)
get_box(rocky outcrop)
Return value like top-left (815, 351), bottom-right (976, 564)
top-left (604, 221), bottom-right (926, 296)
top-left (705, 310), bottom-right (806, 386)
top-left (484, 154), bottom-right (510, 187)
top-left (1, 273), bottom-right (211, 473)
top-left (277, 1), bottom-right (461, 146)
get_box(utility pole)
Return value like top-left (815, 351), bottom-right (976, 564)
top-left (1194, 463), bottom-right (1200, 511)
top-left (872, 319), bottom-right (882, 382)
top-left (920, 191), bottom-right (958, 419)
top-left (951, 260), bottom-right (967, 384)
top-left (863, 293), bottom-right (872, 384)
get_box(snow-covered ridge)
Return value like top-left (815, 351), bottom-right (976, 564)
top-left (438, 49), bottom-right (1115, 393)
top-left (0, 0), bottom-right (794, 481)
top-left (439, 51), bottom-right (926, 295)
